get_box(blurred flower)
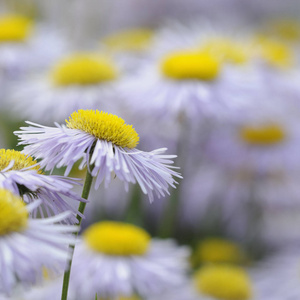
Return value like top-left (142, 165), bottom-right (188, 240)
top-left (147, 264), bottom-right (253, 300)
top-left (12, 52), bottom-right (123, 124)
top-left (118, 47), bottom-right (264, 122)
top-left (0, 149), bottom-right (84, 223)
top-left (0, 188), bottom-right (77, 295)
top-left (15, 109), bottom-right (181, 202)
top-left (100, 27), bottom-right (155, 73)
top-left (69, 221), bottom-right (190, 299)
top-left (191, 238), bottom-right (246, 267)
top-left (0, 14), bottom-right (67, 81)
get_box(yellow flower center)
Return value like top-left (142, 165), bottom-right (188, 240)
top-left (194, 265), bottom-right (252, 300)
top-left (0, 189), bottom-right (28, 236)
top-left (0, 15), bottom-right (33, 42)
top-left (0, 149), bottom-right (41, 173)
top-left (192, 238), bottom-right (245, 266)
top-left (83, 221), bottom-right (151, 256)
top-left (200, 38), bottom-right (249, 64)
top-left (255, 37), bottom-right (294, 68)
top-left (51, 53), bottom-right (118, 86)
top-left (161, 51), bottom-right (220, 81)
top-left (265, 19), bottom-right (300, 42)
top-left (239, 124), bottom-right (285, 146)
top-left (66, 110), bottom-right (139, 149)
top-left (102, 28), bottom-right (154, 52)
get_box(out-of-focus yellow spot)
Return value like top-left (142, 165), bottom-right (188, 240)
top-left (240, 124), bottom-right (285, 146)
top-left (51, 53), bottom-right (118, 86)
top-left (0, 149), bottom-right (41, 173)
top-left (161, 51), bottom-right (220, 81)
top-left (66, 110), bottom-right (139, 149)
top-left (0, 15), bottom-right (33, 42)
top-left (200, 38), bottom-right (249, 64)
top-left (0, 189), bottom-right (28, 235)
top-left (194, 265), bottom-right (252, 300)
top-left (83, 221), bottom-right (151, 255)
top-left (265, 19), bottom-right (300, 42)
top-left (102, 28), bottom-right (154, 52)
top-left (192, 238), bottom-right (246, 266)
top-left (254, 37), bottom-right (294, 68)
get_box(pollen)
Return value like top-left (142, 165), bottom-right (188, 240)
top-left (194, 265), bottom-right (252, 300)
top-left (83, 221), bottom-right (151, 256)
top-left (0, 149), bottom-right (41, 173)
top-left (66, 110), bottom-right (139, 149)
top-left (102, 28), bottom-right (154, 52)
top-left (0, 189), bottom-right (28, 236)
top-left (240, 124), bottom-right (285, 145)
top-left (255, 37), bottom-right (294, 68)
top-left (200, 38), bottom-right (249, 64)
top-left (0, 15), bottom-right (33, 42)
top-left (51, 53), bottom-right (118, 86)
top-left (192, 238), bottom-right (246, 266)
top-left (161, 51), bottom-right (220, 81)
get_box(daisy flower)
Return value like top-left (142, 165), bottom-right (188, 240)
top-left (0, 149), bottom-right (84, 223)
top-left (147, 264), bottom-right (253, 300)
top-left (0, 188), bottom-right (78, 295)
top-left (69, 221), bottom-right (190, 299)
top-left (15, 109), bottom-right (181, 202)
top-left (12, 52), bottom-right (124, 124)
top-left (0, 14), bottom-right (67, 81)
top-left (118, 45), bottom-right (265, 122)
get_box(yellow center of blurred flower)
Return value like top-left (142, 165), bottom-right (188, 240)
top-left (0, 189), bottom-right (28, 235)
top-left (102, 28), bottom-right (154, 52)
top-left (192, 238), bottom-right (245, 266)
top-left (200, 38), bottom-right (248, 64)
top-left (255, 37), bottom-right (294, 68)
top-left (267, 19), bottom-right (300, 42)
top-left (66, 109), bottom-right (139, 149)
top-left (194, 265), bottom-right (252, 300)
top-left (0, 149), bottom-right (41, 173)
top-left (161, 51), bottom-right (220, 81)
top-left (51, 54), bottom-right (118, 86)
top-left (0, 15), bottom-right (33, 42)
top-left (240, 124), bottom-right (285, 145)
top-left (83, 221), bottom-right (151, 256)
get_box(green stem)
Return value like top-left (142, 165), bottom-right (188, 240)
top-left (61, 169), bottom-right (94, 300)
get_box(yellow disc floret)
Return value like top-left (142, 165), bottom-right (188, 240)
top-left (66, 110), bottom-right (139, 149)
top-left (0, 15), bottom-right (33, 42)
top-left (194, 265), bottom-right (252, 300)
top-left (200, 38), bottom-right (249, 65)
top-left (161, 51), bottom-right (220, 81)
top-left (240, 124), bottom-right (285, 146)
top-left (102, 28), bottom-right (154, 52)
top-left (192, 238), bottom-right (245, 266)
top-left (83, 221), bottom-right (151, 256)
top-left (51, 53), bottom-right (118, 86)
top-left (0, 189), bottom-right (28, 235)
top-left (0, 149), bottom-right (41, 173)
top-left (255, 37), bottom-right (294, 68)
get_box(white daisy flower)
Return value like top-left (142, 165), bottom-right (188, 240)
top-left (15, 109), bottom-right (181, 202)
top-left (0, 188), bottom-right (78, 295)
top-left (0, 149), bottom-right (84, 223)
top-left (118, 46), bottom-right (265, 122)
top-left (12, 52), bottom-right (124, 124)
top-left (69, 221), bottom-right (190, 299)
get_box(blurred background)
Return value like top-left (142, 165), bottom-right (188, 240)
top-left (2, 0), bottom-right (300, 299)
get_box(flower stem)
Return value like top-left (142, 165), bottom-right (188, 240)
top-left (61, 168), bottom-right (94, 300)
